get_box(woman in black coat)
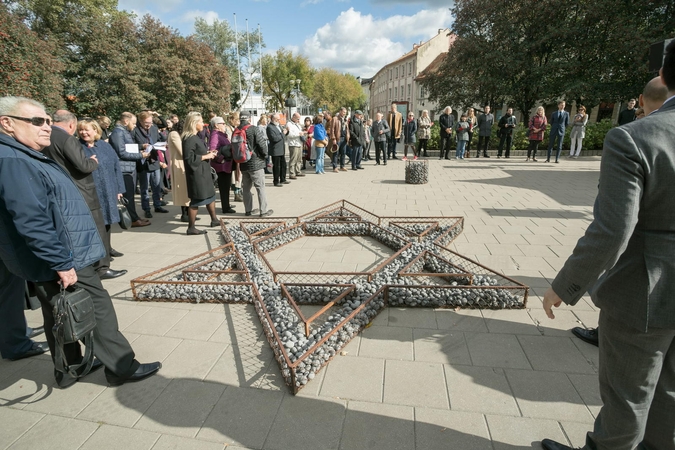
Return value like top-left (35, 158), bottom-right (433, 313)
top-left (181, 112), bottom-right (219, 235)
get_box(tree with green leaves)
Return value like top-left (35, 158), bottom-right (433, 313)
top-left (261, 48), bottom-right (315, 111)
top-left (0, 2), bottom-right (64, 109)
top-left (311, 68), bottom-right (366, 113)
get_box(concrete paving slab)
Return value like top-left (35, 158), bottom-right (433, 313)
top-left (134, 379), bottom-right (225, 438)
top-left (444, 365), bottom-right (520, 416)
top-left (319, 356), bottom-right (384, 402)
top-left (358, 326), bottom-right (413, 361)
top-left (0, 407), bottom-right (44, 448)
top-left (7, 415), bottom-right (98, 450)
top-left (412, 329), bottom-right (471, 365)
top-left (159, 340), bottom-right (225, 380)
top-left (339, 401), bottom-right (414, 450)
top-left (517, 335), bottom-right (596, 374)
top-left (383, 360), bottom-right (449, 409)
top-left (150, 434), bottom-right (226, 450)
top-left (464, 332), bottom-right (532, 370)
top-left (79, 424), bottom-right (159, 450)
top-left (414, 408), bottom-right (492, 450)
top-left (434, 309), bottom-right (488, 332)
top-left (165, 311), bottom-right (225, 341)
top-left (486, 415), bottom-right (569, 449)
top-left (388, 308), bottom-right (437, 329)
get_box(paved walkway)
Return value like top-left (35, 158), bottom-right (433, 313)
top-left (1, 155), bottom-right (602, 450)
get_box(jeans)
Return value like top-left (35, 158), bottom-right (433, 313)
top-left (242, 169), bottom-right (268, 214)
top-left (332, 138), bottom-right (347, 169)
top-left (455, 140), bottom-right (467, 158)
top-left (139, 169), bottom-right (161, 211)
top-left (351, 145), bottom-right (362, 169)
top-left (315, 147), bottom-right (326, 173)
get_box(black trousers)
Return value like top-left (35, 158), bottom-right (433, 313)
top-left (90, 207), bottom-right (110, 274)
top-left (497, 134), bottom-right (513, 157)
top-left (375, 141), bottom-right (387, 164)
top-left (477, 136), bottom-right (490, 155)
top-left (34, 265), bottom-right (139, 380)
top-left (216, 171), bottom-right (233, 211)
top-left (122, 172), bottom-right (140, 222)
top-left (527, 140), bottom-right (541, 158)
top-left (440, 135), bottom-right (453, 158)
top-left (418, 139), bottom-right (429, 155)
top-left (467, 131), bottom-right (474, 153)
top-left (272, 155), bottom-right (287, 185)
top-left (0, 260), bottom-right (32, 359)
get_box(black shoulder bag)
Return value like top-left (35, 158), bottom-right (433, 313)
top-left (52, 286), bottom-right (97, 378)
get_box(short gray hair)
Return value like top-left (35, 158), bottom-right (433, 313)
top-left (0, 96), bottom-right (46, 117)
top-left (53, 110), bottom-right (77, 124)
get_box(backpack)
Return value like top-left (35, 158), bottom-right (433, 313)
top-left (231, 124), bottom-right (252, 163)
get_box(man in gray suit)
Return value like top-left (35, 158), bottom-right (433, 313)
top-left (541, 42), bottom-right (675, 450)
top-left (545, 100), bottom-right (570, 163)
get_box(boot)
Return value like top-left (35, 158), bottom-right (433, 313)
top-left (180, 206), bottom-right (189, 223)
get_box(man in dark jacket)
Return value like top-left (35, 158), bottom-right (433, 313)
top-left (240, 114), bottom-right (273, 217)
top-left (109, 112), bottom-right (151, 227)
top-left (348, 110), bottom-right (366, 170)
top-left (439, 106), bottom-right (455, 159)
top-left (497, 107), bottom-right (517, 158)
top-left (267, 113), bottom-right (288, 186)
top-left (0, 96), bottom-right (160, 388)
top-left (43, 110), bottom-right (126, 280)
top-left (133, 110), bottom-right (168, 218)
top-left (476, 105), bottom-right (493, 157)
top-left (617, 98), bottom-right (637, 125)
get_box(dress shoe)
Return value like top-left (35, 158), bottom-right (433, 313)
top-left (483, 154), bottom-right (490, 158)
top-left (357, 166), bottom-right (364, 169)
top-left (555, 160), bottom-right (560, 163)
top-left (541, 438), bottom-right (575, 450)
top-left (571, 327), bottom-right (599, 347)
top-left (154, 207), bottom-right (169, 213)
top-left (9, 341), bottom-right (48, 361)
top-left (282, 180), bottom-right (291, 184)
top-left (274, 183), bottom-right (283, 187)
top-left (180, 214), bottom-right (189, 222)
top-left (339, 167), bottom-right (348, 171)
top-left (289, 176), bottom-right (297, 180)
top-left (245, 211), bottom-right (252, 216)
top-left (545, 159), bottom-right (550, 163)
top-left (99, 269), bottom-right (127, 280)
top-left (392, 156), bottom-right (399, 160)
top-left (187, 228), bottom-right (207, 235)
top-left (110, 249), bottom-right (124, 258)
top-left (333, 168), bottom-right (339, 172)
top-left (28, 325), bottom-right (45, 339)
top-left (106, 362), bottom-right (162, 387)
top-left (222, 207), bottom-right (236, 214)
top-left (260, 209), bottom-right (274, 217)
top-left (297, 173), bottom-right (306, 177)
top-left (144, 210), bottom-right (153, 219)
top-left (56, 358), bottom-right (104, 389)
top-left (131, 219), bottom-right (150, 227)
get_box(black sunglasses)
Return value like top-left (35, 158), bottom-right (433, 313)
top-left (5, 115), bottom-right (52, 126)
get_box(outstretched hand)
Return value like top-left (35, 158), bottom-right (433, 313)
top-left (543, 287), bottom-right (563, 319)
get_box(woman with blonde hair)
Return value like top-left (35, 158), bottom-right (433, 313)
top-left (226, 111), bottom-right (243, 201)
top-left (181, 112), bottom-right (219, 235)
top-left (417, 110), bottom-right (432, 157)
top-left (527, 106), bottom-right (548, 161)
top-left (465, 108), bottom-right (477, 158)
top-left (569, 105), bottom-right (588, 158)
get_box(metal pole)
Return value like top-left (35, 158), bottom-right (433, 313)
top-left (246, 19), bottom-right (253, 113)
top-left (258, 23), bottom-right (263, 114)
top-left (234, 14), bottom-right (242, 103)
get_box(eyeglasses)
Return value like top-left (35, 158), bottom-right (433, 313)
top-left (4, 115), bottom-right (52, 126)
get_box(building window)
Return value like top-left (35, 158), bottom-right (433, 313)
top-left (420, 86), bottom-right (425, 98)
top-left (409, 63), bottom-right (412, 75)
top-left (389, 70), bottom-right (392, 80)
top-left (394, 87), bottom-right (398, 99)
top-left (389, 88), bottom-right (392, 100)
top-left (408, 84), bottom-right (411, 96)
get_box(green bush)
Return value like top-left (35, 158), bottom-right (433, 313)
top-left (428, 119), bottom-right (614, 151)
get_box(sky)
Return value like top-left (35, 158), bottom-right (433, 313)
top-left (116, 0), bottom-right (454, 78)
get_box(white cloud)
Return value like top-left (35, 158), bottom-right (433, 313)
top-left (179, 10), bottom-right (221, 25)
top-left (301, 7), bottom-right (452, 77)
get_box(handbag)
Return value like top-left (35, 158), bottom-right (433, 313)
top-left (52, 286), bottom-right (97, 378)
top-left (211, 166), bottom-right (218, 185)
top-left (118, 197), bottom-right (132, 230)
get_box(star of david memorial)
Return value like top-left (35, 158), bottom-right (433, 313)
top-left (131, 200), bottom-right (529, 393)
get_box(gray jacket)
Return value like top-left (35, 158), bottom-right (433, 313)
top-left (477, 113), bottom-right (494, 137)
top-left (371, 119), bottom-right (390, 143)
top-left (552, 97), bottom-right (675, 331)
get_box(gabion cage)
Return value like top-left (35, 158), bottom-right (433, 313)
top-left (132, 200), bottom-right (528, 394)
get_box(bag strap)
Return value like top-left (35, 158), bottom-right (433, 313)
top-left (52, 286), bottom-right (95, 379)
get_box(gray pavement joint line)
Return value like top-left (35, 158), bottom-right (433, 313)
top-left (502, 369), bottom-right (526, 418)
top-left (556, 420), bottom-right (575, 448)
top-left (73, 418), bottom-right (101, 450)
top-left (195, 383), bottom-right (228, 442)
top-left (2, 411), bottom-right (46, 450)
top-left (260, 391), bottom-right (289, 450)
top-left (119, 305), bottom-right (155, 333)
top-left (514, 334), bottom-right (537, 371)
top-left (146, 433), bottom-right (163, 450)
top-left (527, 310), bottom-right (546, 335)
top-left (334, 398), bottom-right (350, 450)
top-left (462, 332), bottom-right (475, 366)
top-left (161, 310), bottom-right (190, 337)
top-left (481, 413), bottom-right (499, 450)
top-left (566, 372), bottom-right (597, 419)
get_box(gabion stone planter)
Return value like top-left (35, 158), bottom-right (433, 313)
top-left (405, 159), bottom-right (429, 184)
top-left (131, 200), bottom-right (529, 394)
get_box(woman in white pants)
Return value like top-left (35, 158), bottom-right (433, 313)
top-left (569, 106), bottom-right (588, 158)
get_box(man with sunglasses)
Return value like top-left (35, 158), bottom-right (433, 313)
top-left (0, 96), bottom-right (161, 389)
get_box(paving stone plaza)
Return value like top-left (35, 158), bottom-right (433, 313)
top-left (0, 156), bottom-right (602, 450)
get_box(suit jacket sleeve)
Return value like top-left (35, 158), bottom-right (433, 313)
top-left (63, 135), bottom-right (98, 174)
top-left (551, 126), bottom-right (644, 305)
